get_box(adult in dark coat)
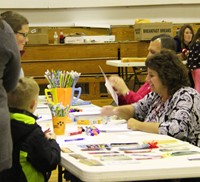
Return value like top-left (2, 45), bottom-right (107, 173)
top-left (0, 18), bottom-right (20, 172)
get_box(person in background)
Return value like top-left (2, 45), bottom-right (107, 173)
top-left (187, 28), bottom-right (200, 93)
top-left (101, 49), bottom-right (200, 148)
top-left (1, 11), bottom-right (29, 77)
top-left (174, 24), bottom-right (194, 88)
top-left (0, 77), bottom-right (60, 182)
top-left (109, 34), bottom-right (177, 105)
top-left (174, 24), bottom-right (194, 60)
top-left (0, 18), bottom-right (20, 173)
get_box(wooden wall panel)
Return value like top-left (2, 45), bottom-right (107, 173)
top-left (22, 43), bottom-right (119, 60)
top-left (111, 26), bottom-right (135, 41)
top-left (119, 41), bottom-right (149, 58)
top-left (22, 59), bottom-right (118, 77)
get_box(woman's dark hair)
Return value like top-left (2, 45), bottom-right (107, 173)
top-left (1, 11), bottom-right (29, 33)
top-left (145, 49), bottom-right (190, 96)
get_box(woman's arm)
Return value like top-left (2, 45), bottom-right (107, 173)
top-left (127, 118), bottom-right (159, 133)
top-left (118, 82), bottom-right (151, 105)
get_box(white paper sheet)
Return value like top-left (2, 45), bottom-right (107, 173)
top-left (94, 123), bottom-right (131, 132)
top-left (99, 66), bottom-right (118, 105)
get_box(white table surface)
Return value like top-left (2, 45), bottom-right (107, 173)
top-left (59, 132), bottom-right (200, 182)
top-left (106, 60), bottom-right (146, 67)
top-left (36, 100), bottom-right (200, 182)
top-left (106, 60), bottom-right (187, 68)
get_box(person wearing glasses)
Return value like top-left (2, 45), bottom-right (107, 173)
top-left (0, 17), bottom-right (20, 173)
top-left (1, 11), bottom-right (29, 77)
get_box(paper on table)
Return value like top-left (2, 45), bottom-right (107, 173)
top-left (95, 124), bottom-right (131, 132)
top-left (99, 66), bottom-right (118, 105)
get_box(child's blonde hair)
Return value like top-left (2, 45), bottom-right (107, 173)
top-left (8, 77), bottom-right (39, 110)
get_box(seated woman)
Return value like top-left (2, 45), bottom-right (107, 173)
top-left (101, 49), bottom-right (200, 147)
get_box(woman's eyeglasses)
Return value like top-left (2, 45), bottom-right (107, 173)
top-left (17, 32), bottom-right (29, 38)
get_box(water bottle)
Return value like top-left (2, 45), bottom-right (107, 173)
top-left (53, 32), bottom-right (58, 44)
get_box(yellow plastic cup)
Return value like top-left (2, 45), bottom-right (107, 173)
top-left (52, 116), bottom-right (67, 135)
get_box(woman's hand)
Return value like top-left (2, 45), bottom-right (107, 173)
top-left (127, 118), bottom-right (141, 130)
top-left (101, 105), bottom-right (134, 120)
top-left (101, 105), bottom-right (117, 116)
top-left (109, 75), bottom-right (130, 96)
top-left (128, 119), bottom-right (159, 133)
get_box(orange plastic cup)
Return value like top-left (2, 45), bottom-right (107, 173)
top-left (45, 88), bottom-right (72, 107)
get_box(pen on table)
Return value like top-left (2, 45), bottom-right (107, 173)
top-left (37, 115), bottom-right (42, 120)
top-left (64, 138), bottom-right (85, 142)
top-left (69, 130), bottom-right (82, 136)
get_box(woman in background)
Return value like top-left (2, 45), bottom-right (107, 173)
top-left (1, 11), bottom-right (29, 77)
top-left (174, 24), bottom-right (194, 59)
top-left (174, 24), bottom-right (194, 87)
top-left (187, 28), bottom-right (200, 93)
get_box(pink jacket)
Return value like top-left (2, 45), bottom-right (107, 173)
top-left (118, 82), bottom-right (151, 105)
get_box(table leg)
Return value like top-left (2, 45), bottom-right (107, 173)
top-left (125, 67), bottom-right (128, 82)
top-left (118, 67), bottom-right (121, 76)
top-left (132, 67), bottom-right (147, 91)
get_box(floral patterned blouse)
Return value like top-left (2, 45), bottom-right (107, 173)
top-left (187, 40), bottom-right (200, 70)
top-left (133, 87), bottom-right (200, 147)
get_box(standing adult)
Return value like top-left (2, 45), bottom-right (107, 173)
top-left (109, 34), bottom-right (177, 105)
top-left (187, 28), bottom-right (200, 93)
top-left (0, 18), bottom-right (20, 172)
top-left (1, 11), bottom-right (29, 77)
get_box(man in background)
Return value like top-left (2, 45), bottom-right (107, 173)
top-left (109, 34), bottom-right (177, 105)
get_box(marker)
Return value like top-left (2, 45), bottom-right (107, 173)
top-left (69, 130), bottom-right (82, 136)
top-left (37, 116), bottom-right (42, 120)
top-left (64, 138), bottom-right (85, 142)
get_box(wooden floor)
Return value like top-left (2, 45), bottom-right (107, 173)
top-left (49, 168), bottom-right (67, 182)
